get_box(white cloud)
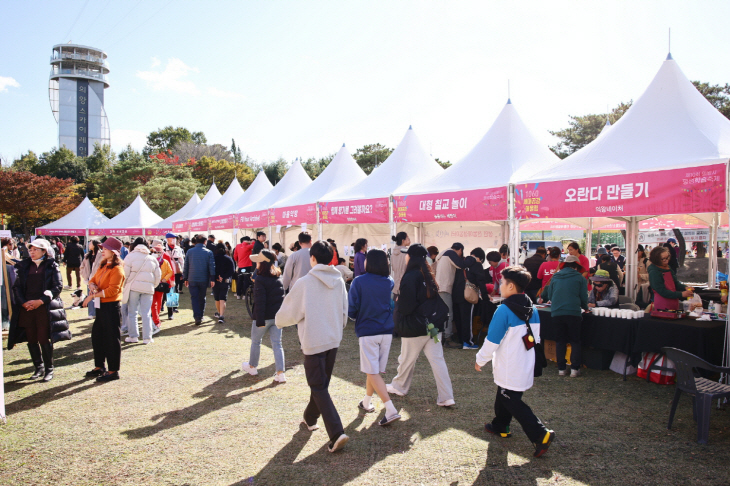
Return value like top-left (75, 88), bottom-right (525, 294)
top-left (0, 76), bottom-right (20, 92)
top-left (136, 58), bottom-right (200, 95)
top-left (207, 87), bottom-right (245, 99)
top-left (111, 129), bottom-right (147, 151)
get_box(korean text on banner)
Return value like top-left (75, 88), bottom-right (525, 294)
top-left (237, 210), bottom-right (270, 229)
top-left (514, 164), bottom-right (727, 219)
top-left (272, 204), bottom-right (317, 226)
top-left (318, 198), bottom-right (390, 224)
top-left (393, 187), bottom-right (508, 223)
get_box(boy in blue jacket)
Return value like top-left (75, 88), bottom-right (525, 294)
top-left (475, 265), bottom-right (555, 458)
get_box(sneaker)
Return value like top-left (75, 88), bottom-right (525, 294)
top-left (168, 315), bottom-right (174, 320)
top-left (236, 295), bottom-right (241, 300)
top-left (378, 414), bottom-right (401, 426)
top-left (96, 371), bottom-right (120, 383)
top-left (143, 338), bottom-right (154, 344)
top-left (533, 430), bottom-right (556, 458)
top-left (358, 401), bottom-right (375, 413)
top-left (241, 362), bottom-right (258, 376)
top-left (273, 373), bottom-right (287, 383)
top-left (570, 369), bottom-right (581, 378)
top-left (437, 399), bottom-right (456, 407)
top-left (173, 308), bottom-right (179, 313)
top-left (558, 369), bottom-right (567, 376)
top-left (214, 312), bottom-right (220, 318)
top-left (63, 285), bottom-right (71, 289)
top-left (121, 328), bottom-right (128, 336)
top-left (485, 423), bottom-right (512, 438)
top-left (328, 434), bottom-right (349, 453)
top-left (386, 384), bottom-right (405, 397)
top-left (462, 343), bottom-right (479, 350)
top-left (124, 337), bottom-right (138, 343)
top-left (301, 419), bottom-right (319, 431)
top-left (152, 325), bottom-right (161, 335)
top-left (218, 316), bottom-right (225, 324)
top-left (194, 320), bottom-right (202, 326)
top-left (85, 367), bottom-right (106, 378)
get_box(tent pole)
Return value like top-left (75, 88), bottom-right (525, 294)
top-left (508, 184), bottom-right (519, 266)
top-left (585, 218), bottom-right (593, 263)
top-left (709, 213), bottom-right (719, 289)
top-left (625, 217), bottom-right (638, 302)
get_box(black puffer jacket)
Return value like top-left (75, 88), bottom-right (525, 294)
top-left (396, 268), bottom-right (448, 337)
top-left (254, 272), bottom-right (284, 326)
top-left (7, 257), bottom-right (71, 349)
top-left (62, 242), bottom-right (85, 268)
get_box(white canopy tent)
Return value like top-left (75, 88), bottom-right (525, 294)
top-left (145, 193), bottom-right (200, 237)
top-left (35, 196), bottom-right (109, 237)
top-left (220, 171), bottom-right (274, 219)
top-left (173, 183), bottom-right (222, 235)
top-left (197, 178), bottom-right (244, 243)
top-left (92, 195), bottom-right (163, 237)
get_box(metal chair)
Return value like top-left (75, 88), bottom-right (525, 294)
top-left (662, 347), bottom-right (730, 444)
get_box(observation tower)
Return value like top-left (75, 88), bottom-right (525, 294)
top-left (49, 44), bottom-right (110, 156)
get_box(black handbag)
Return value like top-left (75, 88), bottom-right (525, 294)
top-left (154, 282), bottom-right (170, 293)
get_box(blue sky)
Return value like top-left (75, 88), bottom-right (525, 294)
top-left (2, 1), bottom-right (730, 165)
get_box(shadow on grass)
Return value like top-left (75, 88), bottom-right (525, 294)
top-left (5, 378), bottom-right (98, 413)
top-left (121, 369), bottom-right (278, 439)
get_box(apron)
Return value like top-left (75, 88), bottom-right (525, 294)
top-left (653, 270), bottom-right (678, 311)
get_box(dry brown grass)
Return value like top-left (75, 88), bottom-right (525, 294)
top-left (3, 292), bottom-right (730, 485)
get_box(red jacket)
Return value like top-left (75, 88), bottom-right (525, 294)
top-left (233, 241), bottom-right (254, 268)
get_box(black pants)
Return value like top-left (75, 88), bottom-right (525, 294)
top-left (91, 301), bottom-right (122, 372)
top-left (19, 306), bottom-right (50, 345)
top-left (303, 348), bottom-right (344, 442)
top-left (553, 314), bottom-right (583, 370)
top-left (491, 386), bottom-right (548, 444)
top-left (453, 301), bottom-right (474, 346)
top-left (236, 267), bottom-right (254, 297)
top-left (174, 274), bottom-right (184, 293)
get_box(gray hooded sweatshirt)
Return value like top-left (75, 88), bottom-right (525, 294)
top-left (276, 264), bottom-right (348, 355)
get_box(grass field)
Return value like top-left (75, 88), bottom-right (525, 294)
top-left (2, 291), bottom-right (730, 485)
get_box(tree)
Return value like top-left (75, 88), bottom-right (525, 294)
top-left (549, 102), bottom-right (632, 159)
top-left (85, 143), bottom-right (116, 174)
top-left (172, 141), bottom-right (233, 164)
top-left (11, 151), bottom-right (40, 172)
top-left (301, 154), bottom-right (335, 179)
top-left (692, 81), bottom-right (730, 119)
top-left (231, 138), bottom-right (243, 164)
top-left (353, 144), bottom-right (394, 175)
top-left (32, 146), bottom-right (85, 181)
top-left (143, 126), bottom-right (207, 156)
top-left (0, 170), bottom-right (80, 236)
top-left (259, 158), bottom-right (289, 185)
top-left (435, 158), bottom-right (452, 170)
top-left (192, 156), bottom-right (255, 194)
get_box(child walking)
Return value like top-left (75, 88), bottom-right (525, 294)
top-left (475, 265), bottom-right (555, 458)
top-left (348, 249), bottom-right (401, 426)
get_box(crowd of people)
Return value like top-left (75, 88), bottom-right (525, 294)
top-left (5, 229), bottom-right (711, 456)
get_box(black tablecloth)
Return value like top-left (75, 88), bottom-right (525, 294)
top-left (538, 310), bottom-right (726, 365)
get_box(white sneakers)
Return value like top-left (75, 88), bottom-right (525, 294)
top-left (241, 362), bottom-right (258, 376)
top-left (328, 434), bottom-right (349, 453)
top-left (558, 370), bottom-right (567, 376)
top-left (386, 384), bottom-right (405, 397)
top-left (437, 399), bottom-right (456, 407)
top-left (124, 337), bottom-right (138, 343)
top-left (570, 369), bottom-right (581, 378)
top-left (273, 373), bottom-right (287, 383)
top-left (301, 419), bottom-right (319, 431)
top-left (236, 295), bottom-right (241, 300)
top-left (143, 338), bottom-right (154, 345)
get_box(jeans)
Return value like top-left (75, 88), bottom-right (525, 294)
top-left (491, 386), bottom-right (548, 443)
top-left (249, 319), bottom-right (285, 372)
top-left (188, 281), bottom-right (209, 321)
top-left (126, 291), bottom-right (154, 340)
top-left (554, 314), bottom-right (583, 370)
top-left (303, 348), bottom-right (344, 443)
top-left (87, 286), bottom-right (96, 317)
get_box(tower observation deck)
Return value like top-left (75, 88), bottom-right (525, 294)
top-left (49, 44), bottom-right (110, 156)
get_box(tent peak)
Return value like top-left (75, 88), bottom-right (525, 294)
top-left (507, 98), bottom-right (512, 105)
top-left (342, 143), bottom-right (345, 147)
top-left (666, 52), bottom-right (673, 60)
top-left (408, 125), bottom-right (412, 130)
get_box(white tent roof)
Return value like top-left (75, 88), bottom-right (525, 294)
top-left (182, 183), bottom-right (222, 221)
top-left (37, 196), bottom-right (109, 230)
top-left (520, 54), bottom-right (730, 184)
top-left (198, 177), bottom-right (243, 218)
top-left (397, 100), bottom-right (561, 196)
top-left (149, 193), bottom-right (200, 229)
top-left (241, 159), bottom-right (312, 212)
top-left (272, 144), bottom-right (367, 208)
top-left (222, 171), bottom-right (274, 215)
top-left (97, 195), bottom-right (163, 229)
top-left (323, 126), bottom-right (444, 202)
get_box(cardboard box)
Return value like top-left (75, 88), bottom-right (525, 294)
top-left (544, 340), bottom-right (571, 365)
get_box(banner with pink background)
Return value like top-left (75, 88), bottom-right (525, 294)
top-left (36, 228), bottom-right (86, 236)
top-left (209, 215), bottom-right (236, 230)
top-left (172, 220), bottom-right (189, 233)
top-left (393, 187), bottom-right (508, 223)
top-left (318, 198), bottom-right (390, 224)
top-left (236, 210), bottom-right (270, 229)
top-left (272, 204), bottom-right (317, 226)
top-left (514, 164), bottom-right (727, 219)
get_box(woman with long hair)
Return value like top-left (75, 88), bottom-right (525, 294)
top-left (83, 237), bottom-right (126, 382)
top-left (566, 241), bottom-right (591, 289)
top-left (387, 244), bottom-right (455, 407)
top-left (6, 239), bottom-right (70, 382)
top-left (81, 240), bottom-right (101, 319)
top-left (241, 249), bottom-right (286, 382)
top-left (353, 238), bottom-right (368, 278)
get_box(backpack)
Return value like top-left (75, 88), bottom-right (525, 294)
top-left (418, 294), bottom-right (449, 331)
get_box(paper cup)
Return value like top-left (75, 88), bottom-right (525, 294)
top-left (637, 311), bottom-right (645, 318)
top-left (591, 308), bottom-right (599, 316)
top-left (610, 309), bottom-right (618, 318)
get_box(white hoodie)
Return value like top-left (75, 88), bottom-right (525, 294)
top-left (122, 246), bottom-right (161, 303)
top-left (276, 264), bottom-right (348, 355)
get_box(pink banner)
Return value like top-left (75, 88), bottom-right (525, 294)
top-left (209, 214), bottom-right (235, 230)
top-left (172, 220), bottom-right (189, 232)
top-left (318, 198), bottom-right (390, 224)
top-left (189, 218), bottom-right (209, 232)
top-left (514, 164), bottom-right (727, 220)
top-left (144, 228), bottom-right (171, 237)
top-left (35, 228), bottom-right (86, 236)
top-left (272, 204), bottom-right (317, 226)
top-left (89, 228), bottom-right (143, 237)
top-left (393, 187), bottom-right (508, 223)
top-left (520, 220), bottom-right (583, 231)
top-left (236, 209), bottom-right (270, 229)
